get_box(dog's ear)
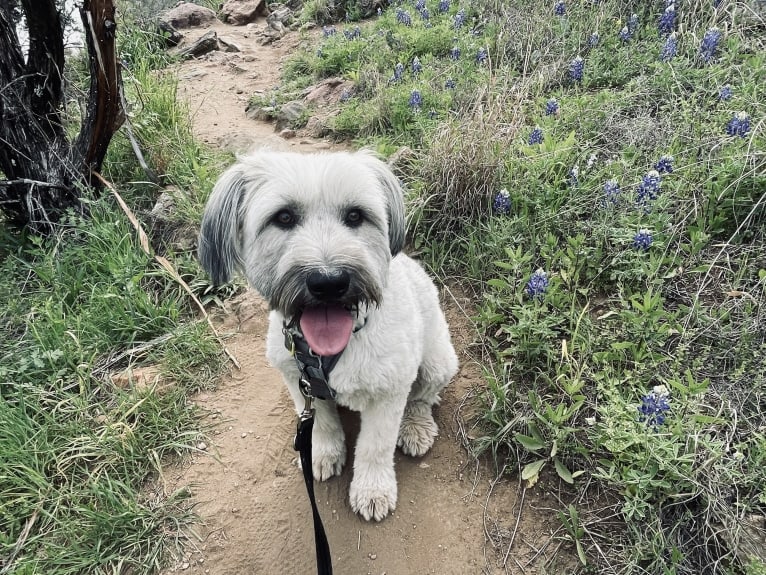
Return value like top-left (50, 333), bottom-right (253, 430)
top-left (356, 150), bottom-right (406, 256)
top-left (198, 165), bottom-right (247, 285)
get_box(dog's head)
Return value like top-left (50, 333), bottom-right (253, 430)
top-left (198, 149), bottom-right (406, 354)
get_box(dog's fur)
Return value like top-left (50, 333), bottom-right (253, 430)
top-left (198, 150), bottom-right (459, 521)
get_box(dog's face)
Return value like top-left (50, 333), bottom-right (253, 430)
top-left (198, 150), bottom-right (405, 355)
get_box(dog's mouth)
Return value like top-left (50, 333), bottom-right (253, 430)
top-left (299, 304), bottom-right (354, 356)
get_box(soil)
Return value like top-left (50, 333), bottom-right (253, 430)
top-left (161, 17), bottom-right (571, 575)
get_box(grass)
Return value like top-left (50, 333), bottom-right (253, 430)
top-left (274, 0), bottom-right (766, 573)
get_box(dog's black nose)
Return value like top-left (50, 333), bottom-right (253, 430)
top-left (306, 270), bottom-right (350, 301)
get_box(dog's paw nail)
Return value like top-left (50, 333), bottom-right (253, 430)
top-left (349, 478), bottom-right (397, 521)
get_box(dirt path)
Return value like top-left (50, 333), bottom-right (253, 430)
top-left (162, 18), bottom-right (567, 575)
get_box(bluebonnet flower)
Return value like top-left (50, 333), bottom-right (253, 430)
top-left (568, 165), bottom-right (579, 188)
top-left (554, 1), bottom-right (566, 16)
top-left (409, 89), bottom-right (422, 111)
top-left (633, 228), bottom-right (653, 250)
top-left (445, 78), bottom-right (456, 89)
top-left (628, 13), bottom-right (639, 33)
top-left (569, 56), bottom-right (584, 82)
top-left (419, 7), bottom-right (430, 21)
top-left (660, 32), bottom-right (678, 62)
top-left (526, 269), bottom-right (550, 299)
top-left (450, 45), bottom-right (461, 60)
top-left (390, 62), bottom-right (405, 83)
top-left (655, 155), bottom-right (674, 173)
top-left (322, 25), bottom-right (337, 37)
top-left (412, 56), bottom-right (422, 76)
top-left (545, 98), bottom-right (559, 116)
top-left (713, 0), bottom-right (723, 7)
top-left (438, 0), bottom-right (450, 12)
top-left (638, 385), bottom-right (670, 427)
top-left (415, 0), bottom-right (426, 11)
top-left (344, 26), bottom-right (361, 40)
top-left (476, 47), bottom-right (488, 64)
top-left (528, 127), bottom-right (544, 145)
top-left (619, 25), bottom-right (632, 42)
top-left (589, 32), bottom-right (600, 47)
top-left (316, 48), bottom-right (323, 57)
top-left (377, 6), bottom-right (382, 16)
top-left (339, 89), bottom-right (353, 102)
top-left (636, 170), bottom-right (662, 206)
top-left (719, 84), bottom-right (733, 100)
top-left (396, 8), bottom-right (412, 25)
top-left (493, 188), bottom-right (512, 215)
top-left (700, 27), bottom-right (722, 62)
top-left (454, 8), bottom-right (466, 29)
top-left (726, 111), bottom-right (751, 138)
top-left (658, 5), bottom-right (675, 35)
top-left (604, 179), bottom-right (621, 204)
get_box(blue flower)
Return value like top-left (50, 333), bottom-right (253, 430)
top-left (322, 25), bottom-right (337, 37)
top-left (419, 7), bottom-right (430, 21)
top-left (633, 228), bottom-right (653, 250)
top-left (415, 0), bottom-right (426, 11)
top-left (390, 62), bottom-right (405, 83)
top-left (658, 5), bottom-right (676, 35)
top-left (554, 1), bottom-right (566, 16)
top-left (726, 111), bottom-right (751, 138)
top-left (449, 45), bottom-right (461, 60)
top-left (453, 8), bottom-right (466, 29)
top-left (339, 89), bottom-right (353, 102)
top-left (628, 13), bottom-right (639, 33)
top-left (344, 26), bottom-right (361, 40)
top-left (438, 0), bottom-right (450, 12)
top-left (638, 386), bottom-right (670, 427)
top-left (445, 78), bottom-right (456, 89)
top-left (526, 269), bottom-right (550, 299)
top-left (396, 7), bottom-right (412, 26)
top-left (654, 155), bottom-right (674, 174)
top-left (713, 0), bottom-right (723, 7)
top-left (568, 166), bottom-right (579, 188)
top-left (409, 89), bottom-right (422, 110)
top-left (412, 56), bottom-right (423, 76)
top-left (604, 179), bottom-right (621, 204)
top-left (700, 27), bottom-right (722, 62)
top-left (545, 98), bottom-right (559, 116)
top-left (476, 47), bottom-right (488, 64)
top-left (619, 25), bottom-right (632, 42)
top-left (588, 33), bottom-right (600, 47)
top-left (660, 32), bottom-right (678, 62)
top-left (493, 188), bottom-right (511, 215)
top-left (719, 84), bottom-right (733, 100)
top-left (636, 170), bottom-right (662, 206)
top-left (377, 7), bottom-right (382, 16)
top-left (569, 56), bottom-right (584, 82)
top-left (528, 127), bottom-right (544, 145)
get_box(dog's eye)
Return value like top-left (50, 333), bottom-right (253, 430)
top-left (344, 209), bottom-right (364, 227)
top-left (273, 209), bottom-right (297, 228)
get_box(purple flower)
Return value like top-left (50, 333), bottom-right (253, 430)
top-left (409, 89), bottom-right (422, 110)
top-left (569, 56), bottom-right (584, 82)
top-left (449, 45), bottom-right (461, 60)
top-left (445, 78), bottom-right (456, 89)
top-left (415, 0), bottom-right (426, 11)
top-left (453, 8), bottom-right (466, 29)
top-left (390, 62), bottom-right (405, 83)
top-left (654, 155), bottom-right (674, 174)
top-left (636, 170), bottom-right (662, 207)
top-left (700, 27), bottom-right (722, 62)
top-left (476, 47), bottom-right (488, 64)
top-left (339, 89), bottom-right (353, 102)
top-left (528, 127), bottom-right (544, 145)
top-left (396, 8), bottom-right (412, 26)
top-left (554, 1), bottom-right (566, 16)
top-left (412, 56), bottom-right (422, 76)
top-left (568, 166), bottom-right (579, 188)
top-left (658, 5), bottom-right (676, 35)
top-left (526, 269), bottom-right (549, 299)
top-left (322, 25), bottom-right (337, 37)
top-left (638, 386), bottom-right (670, 427)
top-left (719, 84), bottom-right (733, 100)
top-left (419, 7), bottom-right (430, 21)
top-left (633, 228), bottom-right (653, 250)
top-left (545, 98), bottom-right (559, 116)
top-left (438, 0), bottom-right (450, 13)
top-left (619, 25), bottom-right (632, 42)
top-left (493, 188), bottom-right (511, 215)
top-left (588, 33), bottom-right (600, 47)
top-left (604, 179), bottom-right (621, 204)
top-left (660, 32), bottom-right (678, 62)
top-left (628, 13), bottom-right (639, 33)
top-left (726, 111), bottom-right (751, 138)
top-left (344, 26), bottom-right (361, 40)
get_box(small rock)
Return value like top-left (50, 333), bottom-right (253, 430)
top-left (178, 30), bottom-right (219, 60)
top-left (279, 128), bottom-right (296, 139)
top-left (369, 553), bottom-right (377, 560)
top-left (221, 0), bottom-right (266, 25)
top-left (218, 36), bottom-right (242, 52)
top-left (161, 3), bottom-right (218, 29)
top-left (197, 442), bottom-right (208, 451)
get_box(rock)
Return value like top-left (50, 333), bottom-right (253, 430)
top-left (221, 0), bottom-right (266, 25)
top-left (178, 30), bottom-right (219, 60)
top-left (304, 115), bottom-right (333, 138)
top-left (160, 3), bottom-right (218, 29)
top-left (245, 103), bottom-right (277, 121)
top-left (157, 20), bottom-right (183, 47)
top-left (304, 77), bottom-right (356, 107)
top-left (279, 128), bottom-right (296, 139)
top-left (218, 36), bottom-right (242, 52)
top-left (266, 6), bottom-right (293, 36)
top-left (275, 100), bottom-right (307, 130)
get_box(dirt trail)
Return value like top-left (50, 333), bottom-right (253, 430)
top-left (163, 18), bottom-right (567, 575)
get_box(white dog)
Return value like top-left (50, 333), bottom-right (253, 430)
top-left (198, 150), bottom-right (458, 521)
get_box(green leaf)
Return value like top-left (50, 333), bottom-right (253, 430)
top-left (554, 457), bottom-right (574, 484)
top-left (515, 433), bottom-right (547, 451)
top-left (521, 458), bottom-right (547, 482)
top-left (576, 540), bottom-right (587, 565)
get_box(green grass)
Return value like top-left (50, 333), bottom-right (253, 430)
top-left (279, 0), bottom-right (766, 572)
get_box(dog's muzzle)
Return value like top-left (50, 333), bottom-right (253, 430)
top-left (306, 269), bottom-right (351, 302)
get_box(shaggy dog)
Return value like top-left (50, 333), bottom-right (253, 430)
top-left (198, 150), bottom-right (459, 521)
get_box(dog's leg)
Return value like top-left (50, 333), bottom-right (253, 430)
top-left (350, 397), bottom-right (407, 521)
top-left (284, 378), bottom-right (346, 480)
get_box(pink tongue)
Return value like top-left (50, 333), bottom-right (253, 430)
top-left (299, 305), bottom-right (354, 356)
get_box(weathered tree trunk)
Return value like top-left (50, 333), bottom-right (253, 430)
top-left (0, 0), bottom-right (124, 233)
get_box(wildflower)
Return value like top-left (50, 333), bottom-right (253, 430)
top-left (604, 179), bottom-right (621, 204)
top-left (554, 1), bottom-right (566, 16)
top-left (453, 8), bottom-right (466, 29)
top-left (628, 13), bottom-right (639, 33)
top-left (339, 89), bottom-right (353, 102)
top-left (396, 7), bottom-right (412, 25)
top-left (377, 6), bottom-right (382, 16)
top-left (568, 166), bottom-right (579, 187)
top-left (419, 7), bottom-right (430, 21)
top-left (588, 33), bottom-right (600, 47)
top-left (493, 188), bottom-right (512, 215)
top-left (586, 153), bottom-right (597, 170)
top-left (569, 56), bottom-right (584, 82)
top-left (528, 127), bottom-right (544, 145)
top-left (412, 56), bottom-right (422, 76)
top-left (632, 228), bottom-right (653, 250)
top-left (438, 0), bottom-right (450, 12)
top-left (658, 5), bottom-right (675, 35)
top-left (415, 0), bottom-right (426, 11)
top-left (660, 32), bottom-right (678, 62)
top-left (476, 47), bottom-right (488, 64)
top-left (449, 45), bottom-right (461, 60)
top-left (322, 25), bottom-right (337, 37)
top-left (700, 27), bottom-right (722, 62)
top-left (544, 98), bottom-right (559, 116)
top-left (726, 111), bottom-right (751, 138)
top-left (343, 26), bottom-right (361, 40)
top-left (713, 0), bottom-right (723, 7)
top-left (526, 269), bottom-right (550, 299)
top-left (445, 78), bottom-right (456, 89)
top-left (619, 25), bottom-right (632, 42)
top-left (718, 84), bottom-right (733, 101)
top-left (390, 62), bottom-right (405, 83)
top-left (409, 89), bottom-right (422, 111)
top-left (638, 385), bottom-right (670, 427)
top-left (654, 154), bottom-right (674, 174)
top-left (636, 170), bottom-right (662, 206)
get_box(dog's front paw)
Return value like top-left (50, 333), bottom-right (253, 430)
top-left (349, 470), bottom-right (397, 521)
top-left (397, 400), bottom-right (439, 457)
top-left (312, 430), bottom-right (346, 481)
